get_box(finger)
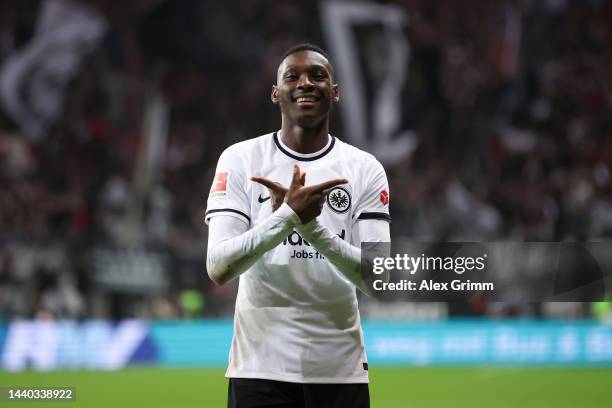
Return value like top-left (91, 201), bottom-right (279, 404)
top-left (274, 182), bottom-right (289, 193)
top-left (300, 170), bottom-right (306, 186)
top-left (307, 178), bottom-right (348, 193)
top-left (308, 192), bottom-right (323, 202)
top-left (290, 165), bottom-right (301, 187)
top-left (308, 193), bottom-right (326, 208)
top-left (250, 177), bottom-right (288, 192)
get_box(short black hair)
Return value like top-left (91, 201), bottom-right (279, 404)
top-left (280, 43), bottom-right (330, 64)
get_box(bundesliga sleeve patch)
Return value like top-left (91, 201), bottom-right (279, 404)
top-left (210, 172), bottom-right (229, 197)
top-left (380, 190), bottom-right (389, 206)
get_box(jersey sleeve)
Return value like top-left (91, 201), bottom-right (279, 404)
top-left (353, 157), bottom-right (391, 223)
top-left (205, 147), bottom-right (250, 226)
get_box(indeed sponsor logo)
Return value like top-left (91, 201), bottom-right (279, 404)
top-left (282, 230), bottom-right (345, 246)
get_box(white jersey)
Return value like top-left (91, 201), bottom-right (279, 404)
top-left (205, 131), bottom-right (390, 383)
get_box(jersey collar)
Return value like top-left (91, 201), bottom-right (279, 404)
top-left (273, 131), bottom-right (336, 161)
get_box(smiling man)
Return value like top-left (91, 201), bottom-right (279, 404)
top-left (205, 44), bottom-right (391, 408)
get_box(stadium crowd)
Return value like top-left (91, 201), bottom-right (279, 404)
top-left (0, 0), bottom-right (611, 320)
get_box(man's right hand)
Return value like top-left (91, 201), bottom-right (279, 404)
top-left (284, 165), bottom-right (347, 224)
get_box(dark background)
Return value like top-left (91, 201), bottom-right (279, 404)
top-left (0, 0), bottom-right (611, 321)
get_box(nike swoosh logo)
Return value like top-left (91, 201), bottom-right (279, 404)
top-left (258, 195), bottom-right (271, 203)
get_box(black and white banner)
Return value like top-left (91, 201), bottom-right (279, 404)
top-left (321, 1), bottom-right (417, 165)
top-left (0, 0), bottom-right (107, 140)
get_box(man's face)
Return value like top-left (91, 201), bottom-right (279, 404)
top-left (272, 50), bottom-right (339, 128)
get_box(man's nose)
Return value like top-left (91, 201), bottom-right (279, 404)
top-left (297, 74), bottom-right (314, 89)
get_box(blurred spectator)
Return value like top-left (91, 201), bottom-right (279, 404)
top-left (0, 0), bottom-right (610, 319)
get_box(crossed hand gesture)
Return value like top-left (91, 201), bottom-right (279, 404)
top-left (251, 165), bottom-right (348, 224)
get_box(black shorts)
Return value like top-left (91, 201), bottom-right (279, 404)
top-left (227, 378), bottom-right (370, 408)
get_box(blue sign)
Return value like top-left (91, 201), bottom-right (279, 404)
top-left (0, 319), bottom-right (611, 371)
top-left (363, 320), bottom-right (612, 365)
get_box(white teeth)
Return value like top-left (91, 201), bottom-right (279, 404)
top-left (296, 97), bottom-right (316, 103)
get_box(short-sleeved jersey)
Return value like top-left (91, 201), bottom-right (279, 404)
top-left (205, 131), bottom-right (390, 383)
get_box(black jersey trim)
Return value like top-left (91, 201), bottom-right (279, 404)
top-left (273, 132), bottom-right (335, 161)
top-left (357, 212), bottom-right (391, 221)
top-left (205, 209), bottom-right (251, 223)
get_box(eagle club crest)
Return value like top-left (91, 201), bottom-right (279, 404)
top-left (327, 186), bottom-right (351, 214)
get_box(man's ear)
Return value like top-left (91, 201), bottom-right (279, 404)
top-left (333, 84), bottom-right (340, 103)
top-left (271, 85), bottom-right (279, 104)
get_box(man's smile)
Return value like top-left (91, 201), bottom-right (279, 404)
top-left (292, 94), bottom-right (321, 108)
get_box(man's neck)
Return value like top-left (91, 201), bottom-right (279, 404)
top-left (280, 122), bottom-right (329, 154)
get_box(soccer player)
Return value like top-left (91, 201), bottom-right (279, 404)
top-left (205, 44), bottom-right (391, 408)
